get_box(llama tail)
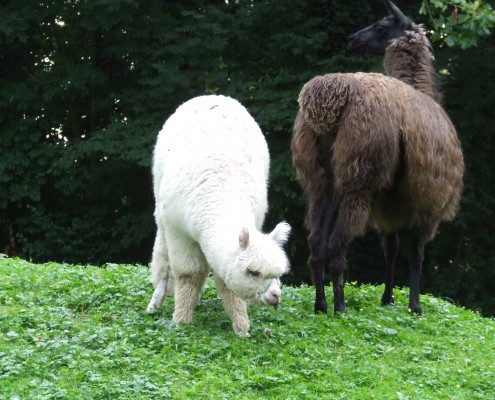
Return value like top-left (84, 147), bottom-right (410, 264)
top-left (298, 73), bottom-right (353, 135)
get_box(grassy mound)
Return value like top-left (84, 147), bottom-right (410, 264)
top-left (1, 257), bottom-right (494, 399)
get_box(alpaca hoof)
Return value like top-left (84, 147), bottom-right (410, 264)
top-left (233, 321), bottom-right (250, 337)
top-left (146, 304), bottom-right (158, 314)
top-left (173, 311), bottom-right (193, 324)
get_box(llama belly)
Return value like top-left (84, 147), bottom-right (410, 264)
top-left (371, 190), bottom-right (414, 233)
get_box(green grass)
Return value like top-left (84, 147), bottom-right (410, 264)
top-left (1, 257), bottom-right (494, 400)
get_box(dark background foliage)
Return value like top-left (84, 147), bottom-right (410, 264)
top-left (1, 0), bottom-right (494, 315)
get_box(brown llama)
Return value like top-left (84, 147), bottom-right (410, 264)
top-left (291, 0), bottom-right (464, 315)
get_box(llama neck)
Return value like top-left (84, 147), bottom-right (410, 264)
top-left (383, 25), bottom-right (442, 103)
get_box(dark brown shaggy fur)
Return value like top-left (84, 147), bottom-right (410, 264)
top-left (384, 25), bottom-right (442, 104)
top-left (295, 72), bottom-right (463, 238)
top-left (291, 7), bottom-right (464, 315)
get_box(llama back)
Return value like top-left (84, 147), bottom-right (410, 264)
top-left (297, 73), bottom-right (404, 198)
top-left (295, 72), bottom-right (463, 237)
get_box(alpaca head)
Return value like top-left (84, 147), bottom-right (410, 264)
top-left (228, 221), bottom-right (291, 307)
top-left (347, 0), bottom-right (414, 55)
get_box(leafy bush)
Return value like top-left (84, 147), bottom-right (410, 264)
top-left (1, 0), bottom-right (494, 315)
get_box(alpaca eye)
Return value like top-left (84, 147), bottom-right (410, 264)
top-left (247, 269), bottom-right (260, 277)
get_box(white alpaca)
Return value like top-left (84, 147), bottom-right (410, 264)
top-left (146, 95), bottom-right (291, 336)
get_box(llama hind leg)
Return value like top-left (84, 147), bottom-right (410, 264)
top-left (308, 194), bottom-right (337, 314)
top-left (328, 221), bottom-right (349, 313)
top-left (408, 233), bottom-right (425, 315)
top-left (212, 273), bottom-right (250, 336)
top-left (147, 230), bottom-right (174, 313)
top-left (328, 196), bottom-right (370, 313)
top-left (381, 232), bottom-right (399, 306)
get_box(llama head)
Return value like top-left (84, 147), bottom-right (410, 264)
top-left (347, 0), bottom-right (414, 55)
top-left (228, 221), bottom-right (291, 306)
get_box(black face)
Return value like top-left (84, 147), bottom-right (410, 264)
top-left (347, 2), bottom-right (414, 55)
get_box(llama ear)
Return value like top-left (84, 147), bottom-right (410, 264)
top-left (239, 227), bottom-right (250, 250)
top-left (269, 221), bottom-right (291, 245)
top-left (384, 0), bottom-right (406, 22)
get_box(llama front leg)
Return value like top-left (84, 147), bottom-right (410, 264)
top-left (408, 234), bottom-right (425, 315)
top-left (381, 232), bottom-right (399, 306)
top-left (308, 194), bottom-right (337, 314)
top-left (173, 271), bottom-right (208, 324)
top-left (212, 273), bottom-right (250, 336)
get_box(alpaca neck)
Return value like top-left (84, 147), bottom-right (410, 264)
top-left (197, 208), bottom-right (258, 273)
top-left (383, 25), bottom-right (442, 103)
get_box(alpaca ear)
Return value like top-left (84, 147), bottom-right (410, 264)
top-left (239, 227), bottom-right (250, 250)
top-left (269, 221), bottom-right (291, 245)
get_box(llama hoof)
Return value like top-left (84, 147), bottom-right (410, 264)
top-left (314, 302), bottom-right (328, 314)
top-left (408, 304), bottom-right (422, 315)
top-left (381, 294), bottom-right (395, 305)
top-left (334, 305), bottom-right (346, 314)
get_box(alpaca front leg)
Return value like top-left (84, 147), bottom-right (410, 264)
top-left (213, 274), bottom-right (250, 336)
top-left (381, 232), bottom-right (399, 306)
top-left (173, 272), bottom-right (208, 324)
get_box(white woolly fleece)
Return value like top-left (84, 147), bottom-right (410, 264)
top-left (147, 95), bottom-right (290, 335)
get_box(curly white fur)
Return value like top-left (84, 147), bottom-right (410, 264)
top-left (146, 95), bottom-right (291, 336)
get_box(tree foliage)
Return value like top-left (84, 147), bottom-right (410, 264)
top-left (1, 0), bottom-right (494, 315)
top-left (421, 0), bottom-right (495, 48)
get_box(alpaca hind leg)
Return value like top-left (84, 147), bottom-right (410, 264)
top-left (173, 270), bottom-right (209, 324)
top-left (212, 273), bottom-right (250, 336)
top-left (147, 279), bottom-right (167, 314)
top-left (381, 232), bottom-right (399, 306)
top-left (147, 230), bottom-right (174, 313)
top-left (408, 233), bottom-right (425, 315)
top-left (308, 194), bottom-right (337, 314)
